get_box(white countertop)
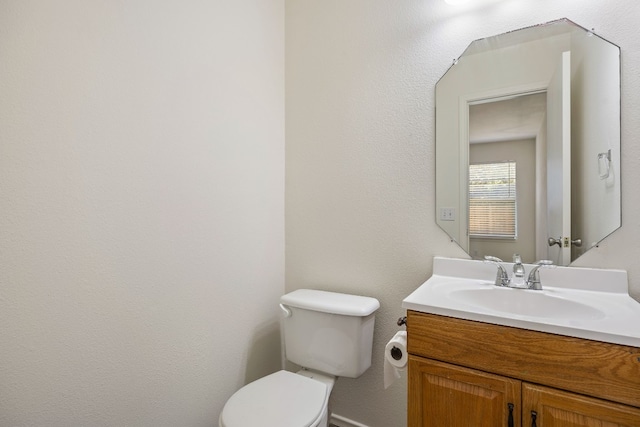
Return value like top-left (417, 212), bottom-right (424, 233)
top-left (402, 257), bottom-right (640, 347)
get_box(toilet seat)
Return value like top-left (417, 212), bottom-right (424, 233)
top-left (219, 370), bottom-right (329, 427)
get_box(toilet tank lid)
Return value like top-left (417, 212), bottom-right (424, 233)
top-left (281, 289), bottom-right (380, 316)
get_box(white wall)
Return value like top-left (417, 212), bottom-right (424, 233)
top-left (286, 0), bottom-right (640, 426)
top-left (0, 1), bottom-right (284, 426)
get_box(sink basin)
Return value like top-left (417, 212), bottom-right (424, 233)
top-left (450, 287), bottom-right (606, 320)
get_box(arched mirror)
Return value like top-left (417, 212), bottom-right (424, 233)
top-left (435, 19), bottom-right (621, 266)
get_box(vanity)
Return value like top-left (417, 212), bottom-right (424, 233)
top-left (402, 257), bottom-right (640, 426)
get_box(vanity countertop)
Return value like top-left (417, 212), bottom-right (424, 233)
top-left (402, 257), bottom-right (640, 347)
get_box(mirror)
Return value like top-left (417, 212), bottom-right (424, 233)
top-left (435, 19), bottom-right (621, 266)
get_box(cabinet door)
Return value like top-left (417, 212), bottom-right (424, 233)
top-left (523, 383), bottom-right (640, 427)
top-left (408, 356), bottom-right (521, 427)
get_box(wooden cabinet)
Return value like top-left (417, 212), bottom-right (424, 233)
top-left (523, 383), bottom-right (640, 427)
top-left (409, 357), bottom-right (521, 427)
top-left (406, 311), bottom-right (640, 427)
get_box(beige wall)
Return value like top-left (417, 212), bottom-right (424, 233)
top-left (0, 1), bottom-right (284, 425)
top-left (286, 0), bottom-right (640, 425)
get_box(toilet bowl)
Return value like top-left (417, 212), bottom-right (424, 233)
top-left (219, 369), bottom-right (335, 427)
top-left (219, 289), bottom-right (379, 427)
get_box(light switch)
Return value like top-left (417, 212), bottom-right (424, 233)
top-left (439, 207), bottom-right (455, 221)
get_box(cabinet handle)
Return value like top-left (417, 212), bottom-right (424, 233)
top-left (531, 410), bottom-right (538, 427)
top-left (507, 403), bottom-right (514, 427)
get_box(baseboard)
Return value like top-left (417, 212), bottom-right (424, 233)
top-left (330, 413), bottom-right (371, 427)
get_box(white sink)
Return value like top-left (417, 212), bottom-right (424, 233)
top-left (449, 286), bottom-right (605, 320)
top-left (402, 257), bottom-right (640, 347)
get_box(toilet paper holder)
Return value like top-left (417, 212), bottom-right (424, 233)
top-left (391, 316), bottom-right (407, 360)
top-left (390, 346), bottom-right (403, 361)
top-left (392, 317), bottom-right (407, 360)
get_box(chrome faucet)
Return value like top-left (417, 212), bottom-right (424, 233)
top-left (484, 255), bottom-right (554, 290)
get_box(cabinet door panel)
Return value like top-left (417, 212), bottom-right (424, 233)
top-left (523, 383), bottom-right (640, 427)
top-left (409, 356), bottom-right (521, 427)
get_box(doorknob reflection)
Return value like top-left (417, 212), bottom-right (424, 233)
top-left (548, 237), bottom-right (562, 247)
top-left (548, 237), bottom-right (582, 247)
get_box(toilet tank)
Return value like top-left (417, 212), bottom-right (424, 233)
top-left (280, 289), bottom-right (380, 378)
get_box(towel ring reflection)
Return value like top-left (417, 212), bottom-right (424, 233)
top-left (598, 149), bottom-right (612, 179)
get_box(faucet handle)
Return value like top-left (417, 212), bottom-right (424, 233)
top-left (527, 260), bottom-right (555, 290)
top-left (483, 255), bottom-right (509, 286)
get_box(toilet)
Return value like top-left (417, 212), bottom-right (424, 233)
top-left (219, 289), bottom-right (380, 427)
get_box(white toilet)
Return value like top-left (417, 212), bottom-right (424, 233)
top-left (219, 289), bottom-right (380, 427)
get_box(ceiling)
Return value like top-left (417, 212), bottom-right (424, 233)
top-left (469, 92), bottom-right (547, 144)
